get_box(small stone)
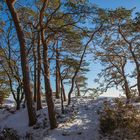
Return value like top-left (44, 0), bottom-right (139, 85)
top-left (77, 132), bottom-right (82, 135)
top-left (62, 131), bottom-right (70, 136)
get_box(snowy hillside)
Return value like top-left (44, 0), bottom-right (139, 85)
top-left (0, 97), bottom-right (108, 140)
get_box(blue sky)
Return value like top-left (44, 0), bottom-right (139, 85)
top-left (91, 0), bottom-right (140, 11)
top-left (49, 0), bottom-right (140, 97)
top-left (85, 0), bottom-right (140, 97)
top-left (4, 0), bottom-right (139, 98)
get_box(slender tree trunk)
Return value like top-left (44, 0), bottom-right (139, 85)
top-left (138, 72), bottom-right (140, 96)
top-left (129, 45), bottom-right (140, 96)
top-left (6, 0), bottom-right (37, 126)
top-left (60, 87), bottom-right (64, 114)
top-left (55, 48), bottom-right (60, 99)
top-left (16, 85), bottom-right (20, 110)
top-left (59, 70), bottom-right (67, 101)
top-left (33, 38), bottom-right (37, 102)
top-left (61, 79), bottom-right (67, 101)
top-left (67, 26), bottom-right (102, 105)
top-left (37, 33), bottom-right (42, 110)
top-left (57, 57), bottom-right (66, 101)
top-left (56, 55), bottom-right (65, 111)
top-left (75, 81), bottom-right (80, 96)
top-left (16, 88), bottom-right (20, 110)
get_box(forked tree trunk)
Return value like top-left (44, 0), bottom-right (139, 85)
top-left (128, 44), bottom-right (140, 96)
top-left (130, 49), bottom-right (140, 96)
top-left (56, 54), bottom-right (66, 101)
top-left (6, 0), bottom-right (37, 126)
top-left (37, 33), bottom-right (42, 110)
top-left (124, 80), bottom-right (131, 100)
top-left (122, 62), bottom-right (131, 100)
top-left (119, 27), bottom-right (140, 96)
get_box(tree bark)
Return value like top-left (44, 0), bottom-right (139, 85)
top-left (58, 60), bottom-right (66, 101)
top-left (33, 37), bottom-right (37, 102)
top-left (6, 0), bottom-right (37, 126)
top-left (41, 32), bottom-right (57, 129)
top-left (60, 87), bottom-right (64, 114)
top-left (55, 48), bottom-right (60, 99)
top-left (61, 78), bottom-right (67, 101)
top-left (16, 84), bottom-right (21, 110)
top-left (39, 0), bottom-right (57, 129)
top-left (75, 81), bottom-right (80, 96)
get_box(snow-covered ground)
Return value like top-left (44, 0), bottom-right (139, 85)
top-left (0, 97), bottom-right (110, 140)
top-left (44, 98), bottom-right (105, 140)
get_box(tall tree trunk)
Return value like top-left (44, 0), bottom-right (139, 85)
top-left (138, 72), bottom-right (140, 96)
top-left (55, 48), bottom-right (60, 99)
top-left (55, 51), bottom-right (66, 111)
top-left (16, 90), bottom-right (20, 110)
top-left (61, 78), bottom-right (67, 101)
top-left (41, 31), bottom-right (57, 129)
top-left (16, 84), bottom-right (21, 110)
top-left (6, 0), bottom-right (37, 126)
top-left (39, 0), bottom-right (57, 129)
top-left (37, 33), bottom-right (42, 110)
top-left (33, 38), bottom-right (37, 102)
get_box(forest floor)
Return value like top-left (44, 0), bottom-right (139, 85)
top-left (0, 97), bottom-right (112, 140)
